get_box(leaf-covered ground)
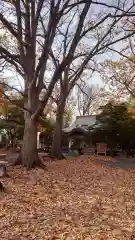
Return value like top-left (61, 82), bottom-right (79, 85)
top-left (1, 155), bottom-right (135, 239)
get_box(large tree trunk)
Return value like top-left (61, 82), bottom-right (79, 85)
top-left (51, 101), bottom-right (65, 159)
top-left (15, 115), bottom-right (44, 168)
top-left (51, 67), bottom-right (69, 159)
top-left (14, 82), bottom-right (45, 169)
top-left (22, 117), bottom-right (38, 167)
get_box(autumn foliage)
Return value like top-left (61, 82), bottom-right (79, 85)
top-left (1, 155), bottom-right (135, 239)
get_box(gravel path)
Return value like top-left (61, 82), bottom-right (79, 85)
top-left (95, 157), bottom-right (135, 169)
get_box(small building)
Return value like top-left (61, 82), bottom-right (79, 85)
top-left (63, 115), bottom-right (96, 132)
top-left (63, 115), bottom-right (96, 149)
top-left (37, 115), bottom-right (97, 151)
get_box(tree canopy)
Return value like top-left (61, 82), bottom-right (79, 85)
top-left (92, 102), bottom-right (135, 149)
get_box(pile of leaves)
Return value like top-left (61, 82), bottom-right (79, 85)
top-left (0, 156), bottom-right (135, 239)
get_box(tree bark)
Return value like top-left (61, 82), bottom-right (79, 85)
top-left (51, 66), bottom-right (69, 159)
top-left (51, 101), bottom-right (65, 159)
top-left (15, 115), bottom-right (44, 168)
top-left (22, 116), bottom-right (38, 167)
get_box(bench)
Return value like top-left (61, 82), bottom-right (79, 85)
top-left (96, 143), bottom-right (107, 156)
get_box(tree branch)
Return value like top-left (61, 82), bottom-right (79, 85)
top-left (107, 46), bottom-right (135, 64)
top-left (0, 47), bottom-right (20, 63)
top-left (34, 6), bottom-right (60, 85)
top-left (92, 1), bottom-right (135, 13)
top-left (0, 89), bottom-right (29, 113)
top-left (0, 13), bottom-right (25, 46)
top-left (14, 0), bottom-right (25, 64)
top-left (0, 81), bottom-right (24, 97)
top-left (67, 1), bottom-right (92, 60)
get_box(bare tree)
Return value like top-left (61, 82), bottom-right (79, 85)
top-left (101, 58), bottom-right (135, 100)
top-left (76, 81), bottom-right (119, 115)
top-left (63, 94), bottom-right (75, 128)
top-left (77, 83), bottom-right (98, 115)
top-left (0, 1), bottom-right (135, 166)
